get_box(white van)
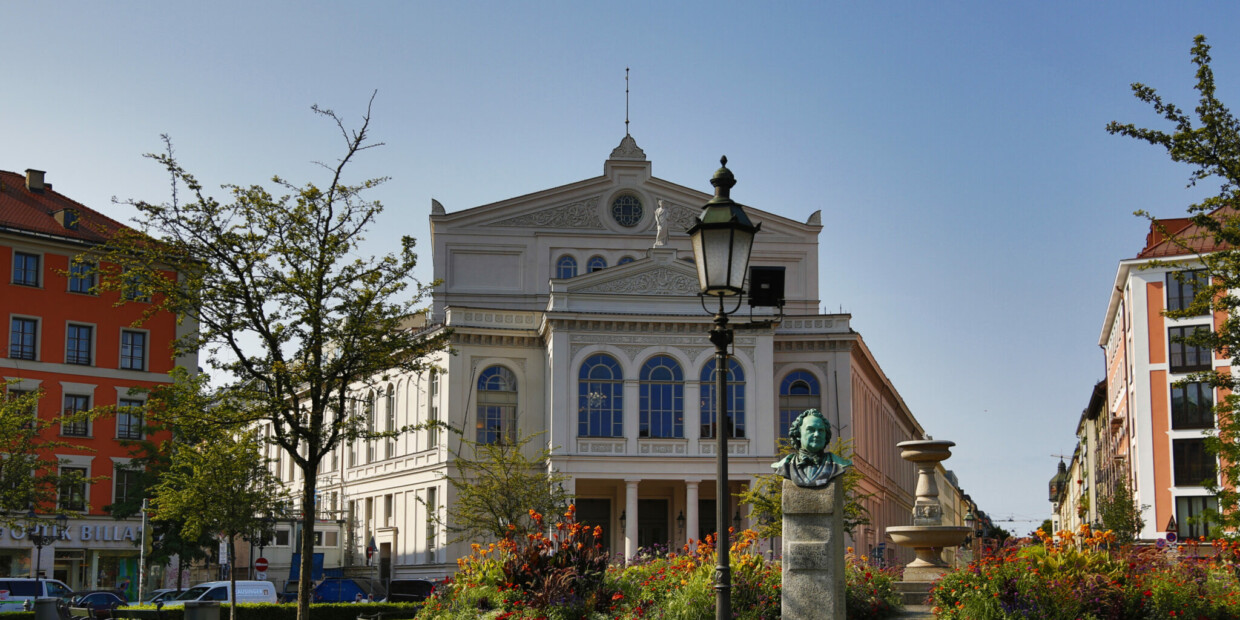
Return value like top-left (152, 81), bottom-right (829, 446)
top-left (0, 578), bottom-right (73, 612)
top-left (161, 580), bottom-right (277, 607)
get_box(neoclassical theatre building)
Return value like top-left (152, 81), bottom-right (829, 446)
top-left (295, 136), bottom-right (944, 581)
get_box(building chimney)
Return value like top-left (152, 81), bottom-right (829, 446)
top-left (25, 169), bottom-right (46, 191)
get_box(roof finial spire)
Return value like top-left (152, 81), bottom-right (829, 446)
top-left (625, 67), bottom-right (630, 136)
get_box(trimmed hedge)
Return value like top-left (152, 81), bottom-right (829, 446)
top-left (116, 603), bottom-right (420, 620)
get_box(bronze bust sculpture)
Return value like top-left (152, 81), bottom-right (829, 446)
top-left (773, 409), bottom-right (852, 488)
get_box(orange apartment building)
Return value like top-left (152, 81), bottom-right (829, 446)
top-left (1099, 215), bottom-right (1229, 541)
top-left (0, 169), bottom-right (194, 595)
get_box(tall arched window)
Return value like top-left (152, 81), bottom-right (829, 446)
top-left (365, 391), bottom-right (377, 462)
top-left (587, 256), bottom-right (607, 272)
top-left (556, 255), bottom-right (578, 279)
top-left (640, 355), bottom-right (683, 438)
top-left (477, 366), bottom-right (517, 444)
top-left (700, 359), bottom-right (746, 438)
top-left (578, 354), bottom-right (623, 437)
top-left (385, 384), bottom-right (396, 459)
top-left (428, 370), bottom-right (441, 449)
top-left (779, 371), bottom-right (821, 440)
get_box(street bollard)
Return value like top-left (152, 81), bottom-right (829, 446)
top-left (183, 600), bottom-right (222, 620)
top-left (33, 598), bottom-right (59, 620)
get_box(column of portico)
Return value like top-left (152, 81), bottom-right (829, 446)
top-left (625, 479), bottom-right (639, 562)
top-left (685, 479), bottom-right (700, 547)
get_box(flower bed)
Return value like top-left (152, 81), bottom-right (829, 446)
top-left (415, 506), bottom-right (902, 619)
top-left (930, 525), bottom-right (1240, 619)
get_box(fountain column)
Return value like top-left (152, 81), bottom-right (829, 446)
top-left (886, 439), bottom-right (969, 583)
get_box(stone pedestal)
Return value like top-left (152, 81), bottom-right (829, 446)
top-left (781, 479), bottom-right (845, 620)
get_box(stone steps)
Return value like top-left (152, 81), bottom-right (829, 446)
top-left (893, 581), bottom-right (933, 607)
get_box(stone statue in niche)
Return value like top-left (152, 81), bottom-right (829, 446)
top-left (653, 199), bottom-right (669, 247)
top-left (773, 409), bottom-right (852, 488)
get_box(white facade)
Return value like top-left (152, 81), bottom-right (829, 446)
top-left (297, 136), bottom-right (944, 579)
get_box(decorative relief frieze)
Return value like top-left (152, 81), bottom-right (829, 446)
top-left (577, 439), bottom-right (627, 454)
top-left (574, 267), bottom-right (699, 295)
top-left (485, 197), bottom-right (603, 229)
top-left (453, 333), bottom-right (540, 349)
top-left (700, 441), bottom-right (750, 456)
top-left (638, 439), bottom-right (688, 455)
top-left (453, 310), bottom-right (539, 328)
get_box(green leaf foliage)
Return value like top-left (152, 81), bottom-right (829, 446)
top-left (1108, 35), bottom-right (1240, 534)
top-left (0, 383), bottom-right (99, 526)
top-left (85, 94), bottom-right (451, 619)
top-left (443, 432), bottom-right (570, 543)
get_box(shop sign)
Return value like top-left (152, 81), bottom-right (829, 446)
top-left (0, 520), bottom-right (143, 548)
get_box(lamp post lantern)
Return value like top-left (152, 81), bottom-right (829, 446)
top-left (687, 156), bottom-right (760, 620)
top-left (25, 510), bottom-right (67, 595)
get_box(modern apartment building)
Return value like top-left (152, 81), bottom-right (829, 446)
top-left (1098, 215), bottom-right (1226, 540)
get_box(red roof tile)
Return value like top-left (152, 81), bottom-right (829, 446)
top-left (1136, 208), bottom-right (1234, 259)
top-left (0, 169), bottom-right (128, 244)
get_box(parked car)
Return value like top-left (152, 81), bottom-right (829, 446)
top-left (161, 580), bottom-right (278, 607)
top-left (67, 590), bottom-right (127, 618)
top-left (385, 579), bottom-right (436, 603)
top-left (312, 578), bottom-right (387, 603)
top-left (144, 588), bottom-right (178, 604)
top-left (0, 578), bottom-right (73, 612)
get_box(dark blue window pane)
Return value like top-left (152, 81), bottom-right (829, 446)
top-left (587, 256), bottom-right (607, 272)
top-left (477, 366), bottom-right (517, 444)
top-left (640, 355), bottom-right (683, 438)
top-left (578, 354), bottom-right (623, 437)
top-left (700, 359), bottom-right (745, 438)
top-left (611, 195), bottom-right (643, 227)
top-left (556, 256), bottom-right (578, 279)
top-left (779, 371), bottom-right (821, 439)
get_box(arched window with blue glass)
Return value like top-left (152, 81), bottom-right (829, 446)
top-left (477, 366), bottom-right (517, 444)
top-left (640, 355), bottom-right (683, 438)
top-left (617, 256), bottom-right (635, 265)
top-left (700, 359), bottom-right (745, 438)
top-left (587, 256), bottom-right (607, 272)
top-left (779, 371), bottom-right (821, 440)
top-left (578, 354), bottom-right (623, 437)
top-left (556, 255), bottom-right (578, 279)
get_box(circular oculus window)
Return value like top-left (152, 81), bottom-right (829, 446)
top-left (610, 194), bottom-right (643, 227)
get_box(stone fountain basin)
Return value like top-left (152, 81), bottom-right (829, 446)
top-left (887, 525), bottom-right (970, 549)
top-left (896, 439), bottom-right (956, 462)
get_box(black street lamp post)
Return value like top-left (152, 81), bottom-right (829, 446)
top-left (688, 156), bottom-right (759, 620)
top-left (25, 510), bottom-right (67, 596)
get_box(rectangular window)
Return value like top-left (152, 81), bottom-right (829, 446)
top-left (324, 531), bottom-right (339, 547)
top-left (1175, 495), bottom-right (1219, 539)
top-left (425, 487), bottom-right (438, 562)
top-left (6, 388), bottom-right (36, 422)
top-left (1173, 438), bottom-right (1216, 487)
top-left (59, 466), bottom-right (87, 511)
top-left (120, 330), bottom-right (147, 371)
top-left (62, 394), bottom-right (90, 437)
top-left (1167, 270), bottom-right (1209, 314)
top-left (1168, 326), bottom-right (1211, 373)
top-left (274, 529), bottom-right (291, 546)
top-left (12, 252), bottom-right (39, 286)
top-left (117, 398), bottom-right (144, 440)
top-left (428, 371), bottom-right (440, 449)
top-left (1171, 382), bottom-right (1214, 429)
top-left (113, 465), bottom-right (140, 506)
top-left (66, 324), bottom-right (93, 365)
top-left (384, 494), bottom-right (393, 527)
top-left (68, 261), bottom-right (96, 294)
top-left (9, 317), bottom-right (37, 360)
top-left (122, 268), bottom-right (149, 302)
top-left (385, 390), bottom-right (396, 459)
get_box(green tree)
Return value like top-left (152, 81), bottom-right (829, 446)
top-left (88, 95), bottom-right (450, 619)
top-left (1098, 479), bottom-right (1147, 544)
top-left (737, 438), bottom-right (871, 541)
top-left (443, 432), bottom-right (570, 542)
top-left (1107, 35), bottom-right (1240, 534)
top-left (0, 385), bottom-right (96, 527)
top-left (152, 424), bottom-right (287, 620)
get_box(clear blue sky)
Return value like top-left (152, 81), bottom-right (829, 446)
top-left (7, 1), bottom-right (1240, 534)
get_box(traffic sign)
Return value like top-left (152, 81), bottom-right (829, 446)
top-left (255, 558), bottom-right (269, 572)
top-left (255, 571), bottom-right (267, 580)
